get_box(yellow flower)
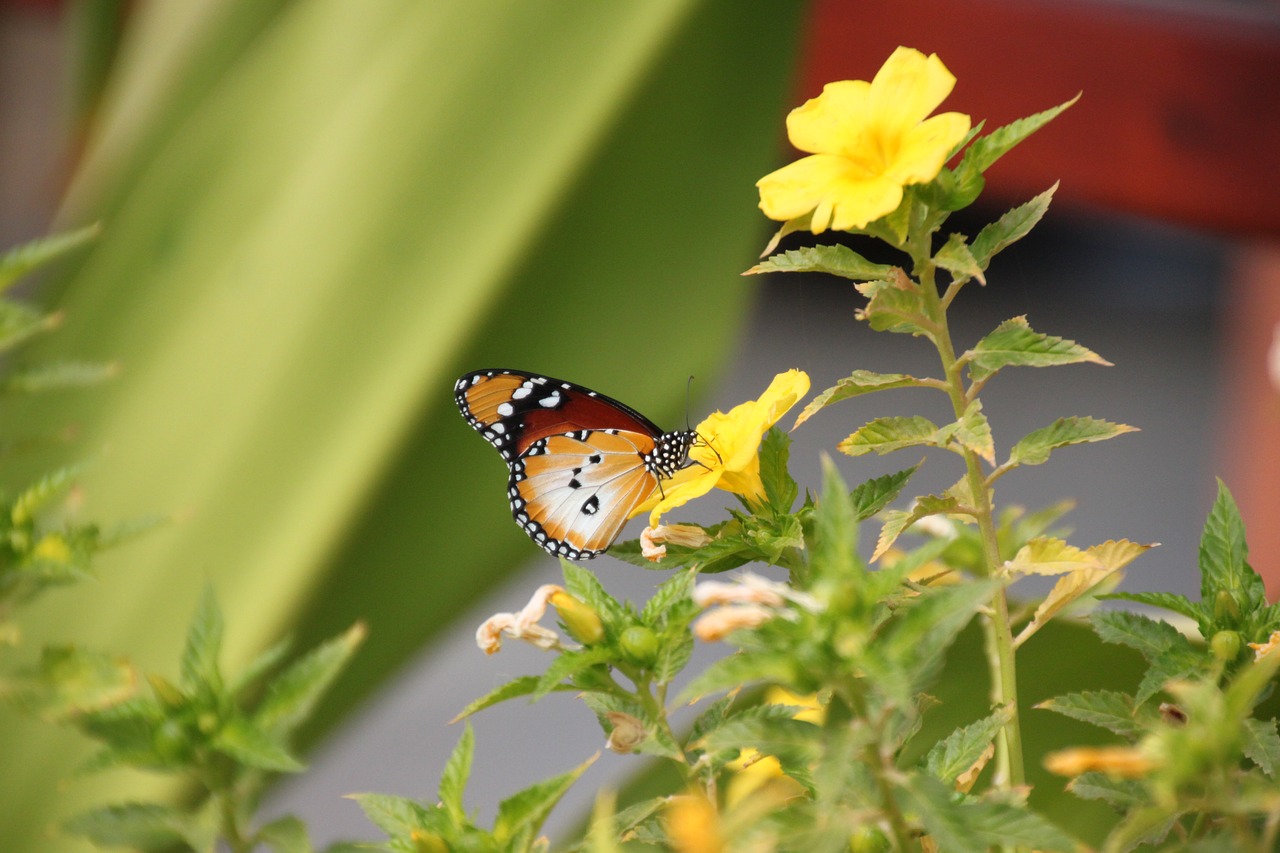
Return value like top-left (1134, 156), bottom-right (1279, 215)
top-left (635, 370), bottom-right (809, 527)
top-left (1044, 745), bottom-right (1157, 779)
top-left (756, 47), bottom-right (971, 233)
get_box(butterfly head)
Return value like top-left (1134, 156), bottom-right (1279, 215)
top-left (645, 429), bottom-right (699, 479)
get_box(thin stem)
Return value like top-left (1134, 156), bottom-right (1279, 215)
top-left (837, 691), bottom-right (916, 853)
top-left (912, 241), bottom-right (1026, 791)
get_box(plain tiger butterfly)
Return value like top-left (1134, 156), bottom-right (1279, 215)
top-left (454, 369), bottom-right (698, 560)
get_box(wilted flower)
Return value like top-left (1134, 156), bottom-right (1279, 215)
top-left (1249, 629), bottom-right (1280, 660)
top-left (475, 584), bottom-right (567, 655)
top-left (641, 523), bottom-right (712, 562)
top-left (1044, 745), bottom-right (1156, 779)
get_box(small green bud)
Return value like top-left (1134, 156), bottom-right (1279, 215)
top-left (1210, 630), bottom-right (1243, 662)
top-left (549, 591), bottom-right (604, 645)
top-left (152, 718), bottom-right (190, 763)
top-left (1214, 590), bottom-right (1241, 622)
top-left (849, 826), bottom-right (890, 853)
top-left (196, 711), bottom-right (220, 735)
top-left (147, 674), bottom-right (186, 708)
top-left (618, 626), bottom-right (659, 667)
top-left (411, 830), bottom-right (449, 853)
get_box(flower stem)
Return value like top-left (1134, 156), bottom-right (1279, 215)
top-left (914, 249), bottom-right (1026, 791)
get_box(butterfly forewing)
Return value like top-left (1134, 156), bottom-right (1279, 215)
top-left (455, 369), bottom-right (695, 559)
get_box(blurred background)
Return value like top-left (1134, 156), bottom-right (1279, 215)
top-left (2, 0), bottom-right (1278, 850)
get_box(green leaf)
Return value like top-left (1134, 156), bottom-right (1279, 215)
top-left (1005, 537), bottom-right (1099, 577)
top-left (562, 560), bottom-right (626, 626)
top-left (901, 775), bottom-right (1078, 853)
top-left (640, 569), bottom-right (696, 626)
top-left (1090, 610), bottom-right (1186, 662)
top-left (450, 675), bottom-right (545, 722)
top-left (0, 224), bottom-right (101, 293)
top-left (1101, 591), bottom-right (1204, 625)
top-left (213, 715), bottom-right (305, 772)
top-left (533, 646), bottom-right (614, 699)
top-left (63, 802), bottom-right (215, 852)
top-left (0, 645), bottom-right (137, 721)
top-left (969, 184), bottom-right (1057, 268)
top-left (838, 415), bottom-right (939, 457)
top-left (678, 650), bottom-right (798, 704)
top-left (872, 493), bottom-right (962, 562)
top-left (960, 94), bottom-right (1080, 175)
top-left (1008, 417), bottom-right (1138, 467)
top-left (873, 581), bottom-right (995, 696)
top-left (743, 244), bottom-right (895, 281)
top-left (9, 463), bottom-right (82, 525)
top-left (964, 316), bottom-right (1110, 382)
top-left (1198, 479), bottom-right (1266, 620)
top-left (934, 232), bottom-right (986, 285)
top-left (1135, 648), bottom-right (1206, 706)
top-left (758, 427), bottom-right (797, 513)
top-left (179, 585), bottom-right (224, 695)
top-left (0, 360), bottom-right (119, 394)
top-left (856, 274), bottom-right (934, 337)
top-left (347, 793), bottom-right (434, 837)
top-left (811, 456), bottom-right (859, 581)
top-left (793, 372), bottom-right (937, 429)
top-left (923, 705), bottom-right (1013, 784)
top-left (493, 755), bottom-right (595, 845)
top-left (850, 463), bottom-right (920, 521)
top-left (939, 399), bottom-right (994, 464)
top-left (439, 723), bottom-right (474, 824)
top-left (256, 815), bottom-right (314, 853)
top-left (1036, 690), bottom-right (1144, 738)
top-left (1242, 717), bottom-right (1280, 778)
top-left (1067, 772), bottom-right (1148, 809)
top-left (697, 710), bottom-right (823, 766)
top-left (0, 300), bottom-right (51, 354)
top-left (254, 622), bottom-right (365, 736)
top-left (892, 775), bottom-right (987, 853)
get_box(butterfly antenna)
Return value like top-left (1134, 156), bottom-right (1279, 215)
top-left (685, 375), bottom-right (695, 431)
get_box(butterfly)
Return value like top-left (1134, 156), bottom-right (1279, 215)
top-left (455, 369), bottom-right (698, 560)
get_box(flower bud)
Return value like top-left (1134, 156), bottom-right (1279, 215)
top-left (147, 674), bottom-right (186, 708)
top-left (1213, 590), bottom-right (1241, 622)
top-left (549, 590), bottom-right (604, 645)
top-left (1210, 630), bottom-right (1242, 663)
top-left (410, 830), bottom-right (449, 853)
top-left (32, 533), bottom-right (71, 564)
top-left (619, 625), bottom-right (659, 667)
top-left (848, 826), bottom-right (890, 853)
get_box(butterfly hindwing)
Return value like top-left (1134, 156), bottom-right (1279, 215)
top-left (454, 369), bottom-right (697, 559)
top-left (511, 430), bottom-right (659, 560)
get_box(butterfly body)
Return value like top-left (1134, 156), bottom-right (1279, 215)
top-left (455, 369), bottom-right (696, 559)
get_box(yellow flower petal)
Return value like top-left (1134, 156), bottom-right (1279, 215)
top-left (756, 46), bottom-right (971, 234)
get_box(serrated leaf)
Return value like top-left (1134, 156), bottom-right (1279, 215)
top-left (811, 456), bottom-right (860, 583)
top-left (179, 585), bottom-right (224, 694)
top-left (1243, 718), bottom-right (1280, 778)
top-left (255, 815), bottom-right (313, 853)
top-left (698, 711), bottom-right (822, 766)
top-left (758, 427), bottom-right (798, 512)
top-left (838, 415), bottom-right (939, 457)
top-left (677, 650), bottom-right (797, 705)
top-left (439, 722), bottom-right (473, 823)
top-left (1067, 772), bottom-right (1148, 809)
top-left (641, 569), bottom-right (695, 625)
top-left (851, 463), bottom-right (920, 522)
top-left (1036, 690), bottom-right (1144, 738)
top-left (1005, 537), bottom-right (1100, 577)
top-left (960, 94), bottom-right (1080, 175)
top-left (213, 715), bottom-right (305, 772)
top-left (562, 560), bottom-right (626, 625)
top-left (254, 622), bottom-right (365, 736)
top-left (873, 581), bottom-right (995, 696)
top-left (493, 754), bottom-right (595, 844)
top-left (534, 646), bottom-right (614, 699)
top-left (964, 316), bottom-right (1110, 382)
top-left (1091, 610), bottom-right (1187, 662)
top-left (934, 232), bottom-right (986, 285)
top-left (744, 244), bottom-right (895, 281)
top-left (1088, 539), bottom-right (1156, 572)
top-left (1101, 591), bottom-right (1203, 624)
top-left (793, 371), bottom-right (935, 429)
top-left (9, 463), bottom-right (82, 525)
top-left (1, 360), bottom-right (120, 394)
top-left (756, 211), bottom-right (814, 258)
top-left (898, 775), bottom-right (1076, 853)
top-left (654, 627), bottom-right (694, 686)
top-left (1019, 566), bottom-right (1117, 646)
top-left (871, 494), bottom-right (962, 562)
top-left (0, 223), bottom-right (101, 293)
top-left (0, 300), bottom-right (53, 353)
top-left (347, 793), bottom-right (434, 837)
top-left (856, 272), bottom-right (934, 337)
top-left (970, 184), bottom-right (1057, 268)
top-left (451, 675), bottom-right (544, 722)
top-left (1135, 649), bottom-right (1206, 706)
top-left (924, 706), bottom-right (1013, 784)
top-left (1009, 417), bottom-right (1138, 467)
top-left (1198, 479), bottom-right (1265, 618)
top-left (63, 802), bottom-right (214, 852)
top-left (940, 399), bottom-right (994, 464)
top-left (0, 645), bottom-right (138, 721)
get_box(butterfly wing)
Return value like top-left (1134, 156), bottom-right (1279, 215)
top-left (455, 369), bottom-right (666, 462)
top-left (510, 429), bottom-right (659, 559)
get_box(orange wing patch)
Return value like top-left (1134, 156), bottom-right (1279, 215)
top-left (511, 430), bottom-right (659, 558)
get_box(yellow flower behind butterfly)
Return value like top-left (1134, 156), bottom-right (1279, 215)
top-left (756, 46), bottom-right (971, 233)
top-left (634, 369), bottom-right (809, 527)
